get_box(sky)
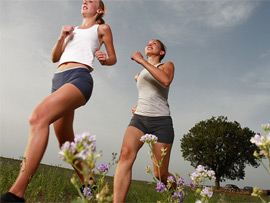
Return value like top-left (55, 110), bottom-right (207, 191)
top-left (1, 0), bottom-right (269, 190)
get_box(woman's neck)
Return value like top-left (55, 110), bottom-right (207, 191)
top-left (81, 17), bottom-right (96, 28)
top-left (148, 56), bottom-right (161, 66)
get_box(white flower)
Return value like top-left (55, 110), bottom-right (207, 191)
top-left (200, 186), bottom-right (213, 198)
top-left (140, 134), bottom-right (158, 144)
top-left (250, 134), bottom-right (264, 146)
top-left (207, 170), bottom-right (215, 179)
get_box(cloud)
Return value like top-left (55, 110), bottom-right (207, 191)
top-left (151, 0), bottom-right (259, 44)
top-left (200, 1), bottom-right (258, 28)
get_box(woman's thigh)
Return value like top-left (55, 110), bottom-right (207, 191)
top-left (119, 126), bottom-right (145, 161)
top-left (31, 83), bottom-right (85, 125)
top-left (53, 111), bottom-right (75, 147)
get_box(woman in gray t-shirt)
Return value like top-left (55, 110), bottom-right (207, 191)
top-left (114, 39), bottom-right (175, 202)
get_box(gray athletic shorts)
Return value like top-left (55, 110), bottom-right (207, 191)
top-left (128, 114), bottom-right (175, 144)
top-left (51, 67), bottom-right (93, 102)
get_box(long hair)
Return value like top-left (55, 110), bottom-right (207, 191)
top-left (154, 39), bottom-right (166, 61)
top-left (96, 0), bottom-right (106, 24)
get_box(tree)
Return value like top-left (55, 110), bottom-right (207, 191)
top-left (180, 116), bottom-right (260, 189)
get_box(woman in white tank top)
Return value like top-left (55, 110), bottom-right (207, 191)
top-left (114, 39), bottom-right (175, 202)
top-left (1, 0), bottom-right (116, 202)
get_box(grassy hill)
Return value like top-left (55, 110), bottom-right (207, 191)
top-left (1, 157), bottom-right (269, 202)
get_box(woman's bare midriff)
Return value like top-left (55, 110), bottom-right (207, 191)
top-left (57, 62), bottom-right (93, 72)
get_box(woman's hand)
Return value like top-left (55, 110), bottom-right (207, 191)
top-left (95, 47), bottom-right (107, 65)
top-left (131, 51), bottom-right (145, 64)
top-left (60, 25), bottom-right (74, 39)
top-left (51, 25), bottom-right (74, 63)
top-left (131, 105), bottom-right (137, 115)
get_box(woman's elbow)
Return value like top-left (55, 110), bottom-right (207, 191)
top-left (163, 80), bottom-right (171, 87)
top-left (51, 56), bottom-right (59, 63)
top-left (111, 55), bottom-right (117, 65)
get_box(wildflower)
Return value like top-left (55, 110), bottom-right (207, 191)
top-left (190, 171), bottom-right (202, 184)
top-left (253, 151), bottom-right (260, 159)
top-left (148, 151), bottom-right (153, 159)
top-left (171, 191), bottom-right (185, 203)
top-left (167, 176), bottom-right (175, 184)
top-left (195, 201), bottom-right (202, 203)
top-left (176, 177), bottom-right (185, 185)
top-left (250, 134), bottom-right (264, 146)
top-left (196, 165), bottom-right (206, 173)
top-left (251, 186), bottom-right (263, 197)
top-left (58, 141), bottom-right (76, 163)
top-left (140, 134), bottom-right (158, 144)
top-left (161, 147), bottom-right (167, 157)
top-left (146, 165), bottom-right (153, 175)
top-left (95, 151), bottom-right (103, 159)
top-left (206, 170), bottom-right (215, 179)
top-left (261, 123), bottom-right (270, 131)
top-left (83, 186), bottom-right (93, 200)
top-left (156, 181), bottom-right (167, 193)
top-left (266, 133), bottom-right (270, 143)
top-left (75, 132), bottom-right (96, 152)
top-left (97, 163), bottom-right (109, 173)
top-left (77, 149), bottom-right (88, 161)
top-left (200, 186), bottom-right (213, 198)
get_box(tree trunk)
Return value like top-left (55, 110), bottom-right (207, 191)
top-left (215, 176), bottom-right (220, 189)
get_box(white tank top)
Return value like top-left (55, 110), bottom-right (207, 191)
top-left (59, 24), bottom-right (100, 69)
top-left (135, 63), bottom-right (170, 117)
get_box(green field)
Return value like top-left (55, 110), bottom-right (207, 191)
top-left (0, 157), bottom-right (269, 202)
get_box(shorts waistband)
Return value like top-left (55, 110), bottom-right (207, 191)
top-left (55, 67), bottom-right (90, 74)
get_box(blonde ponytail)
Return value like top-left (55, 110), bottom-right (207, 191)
top-left (96, 0), bottom-right (106, 24)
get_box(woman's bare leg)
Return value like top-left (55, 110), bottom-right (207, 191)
top-left (53, 111), bottom-right (85, 182)
top-left (9, 83), bottom-right (85, 198)
top-left (152, 142), bottom-right (174, 184)
top-left (113, 126), bottom-right (144, 202)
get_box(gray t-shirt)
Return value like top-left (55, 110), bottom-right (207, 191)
top-left (135, 63), bottom-right (170, 117)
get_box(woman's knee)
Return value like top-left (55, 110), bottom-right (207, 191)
top-left (119, 146), bottom-right (137, 162)
top-left (29, 106), bottom-right (48, 128)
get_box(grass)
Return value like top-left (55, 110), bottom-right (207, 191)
top-left (1, 156), bottom-right (269, 202)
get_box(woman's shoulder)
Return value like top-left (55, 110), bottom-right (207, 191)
top-left (98, 23), bottom-right (112, 32)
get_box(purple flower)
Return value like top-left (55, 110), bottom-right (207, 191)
top-left (156, 181), bottom-right (166, 193)
top-left (97, 163), bottom-right (109, 173)
top-left (171, 190), bottom-right (185, 203)
top-left (167, 176), bottom-right (175, 183)
top-left (83, 187), bottom-right (93, 200)
top-left (177, 177), bottom-right (185, 185)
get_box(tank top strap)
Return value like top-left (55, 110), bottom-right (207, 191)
top-left (155, 63), bottom-right (164, 68)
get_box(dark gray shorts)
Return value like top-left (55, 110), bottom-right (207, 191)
top-left (128, 114), bottom-right (175, 144)
top-left (51, 67), bottom-right (93, 102)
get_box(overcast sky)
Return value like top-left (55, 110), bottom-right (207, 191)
top-left (1, 0), bottom-right (269, 189)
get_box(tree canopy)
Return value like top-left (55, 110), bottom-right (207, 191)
top-left (180, 116), bottom-right (260, 188)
